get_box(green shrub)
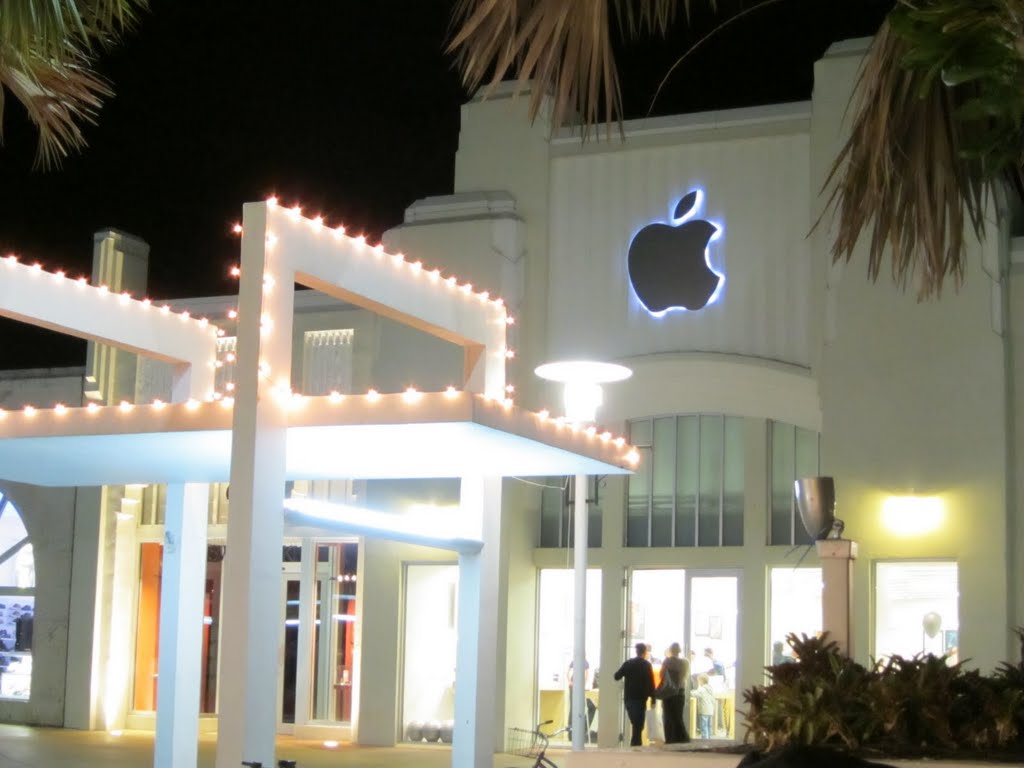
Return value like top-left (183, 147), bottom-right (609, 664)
top-left (743, 630), bottom-right (1024, 757)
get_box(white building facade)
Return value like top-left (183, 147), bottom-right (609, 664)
top-left (0, 37), bottom-right (1022, 758)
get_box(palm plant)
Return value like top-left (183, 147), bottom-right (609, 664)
top-left (448, 0), bottom-right (1024, 298)
top-left (0, 0), bottom-right (146, 167)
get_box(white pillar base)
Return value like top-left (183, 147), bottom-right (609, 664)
top-left (816, 538), bottom-right (858, 657)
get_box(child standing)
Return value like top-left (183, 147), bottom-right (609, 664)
top-left (694, 673), bottom-right (716, 739)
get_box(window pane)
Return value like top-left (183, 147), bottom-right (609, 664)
top-left (675, 416), bottom-right (698, 546)
top-left (770, 423), bottom-right (795, 545)
top-left (0, 499), bottom-right (32, 588)
top-left (769, 567), bottom-right (821, 664)
top-left (402, 564), bottom-right (458, 741)
top-left (875, 561), bottom-right (959, 663)
top-left (0, 594), bottom-right (34, 700)
top-left (722, 417), bottom-right (744, 546)
top-left (626, 421), bottom-right (652, 547)
top-left (536, 569), bottom-right (601, 745)
top-left (651, 418), bottom-right (675, 546)
top-left (133, 542), bottom-right (162, 711)
top-left (698, 416), bottom-right (723, 546)
top-left (540, 478), bottom-right (564, 547)
top-left (133, 543), bottom-right (224, 713)
top-left (587, 477), bottom-right (602, 549)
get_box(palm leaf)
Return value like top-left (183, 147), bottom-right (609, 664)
top-left (447, 0), bottom-right (706, 134)
top-left (824, 1), bottom-right (1024, 299)
top-left (0, 0), bottom-right (146, 167)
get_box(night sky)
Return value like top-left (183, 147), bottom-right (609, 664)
top-left (0, 0), bottom-right (892, 368)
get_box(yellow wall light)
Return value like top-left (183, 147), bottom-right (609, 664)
top-left (881, 495), bottom-right (944, 536)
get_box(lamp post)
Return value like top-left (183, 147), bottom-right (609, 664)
top-left (535, 360), bottom-right (632, 751)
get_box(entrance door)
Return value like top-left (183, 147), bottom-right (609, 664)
top-left (627, 569), bottom-right (739, 742)
top-left (278, 565), bottom-right (301, 732)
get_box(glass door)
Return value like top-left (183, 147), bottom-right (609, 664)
top-left (626, 569), bottom-right (739, 743)
top-left (278, 564), bottom-right (301, 731)
top-left (686, 572), bottom-right (739, 740)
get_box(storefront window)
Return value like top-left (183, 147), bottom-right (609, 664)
top-left (875, 561), bottom-right (959, 663)
top-left (627, 415), bottom-right (744, 547)
top-left (0, 490), bottom-right (34, 701)
top-left (401, 563), bottom-right (458, 742)
top-left (536, 569), bottom-right (601, 745)
top-left (132, 543), bottom-right (224, 713)
top-left (768, 567), bottom-right (821, 664)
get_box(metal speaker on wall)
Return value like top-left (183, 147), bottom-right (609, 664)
top-left (795, 476), bottom-right (837, 540)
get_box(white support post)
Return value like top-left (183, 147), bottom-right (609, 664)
top-left (153, 314), bottom-right (216, 768)
top-left (571, 474), bottom-right (588, 751)
top-left (816, 539), bottom-right (858, 657)
top-left (154, 483), bottom-right (209, 768)
top-left (452, 475), bottom-right (502, 768)
top-left (216, 202), bottom-right (296, 768)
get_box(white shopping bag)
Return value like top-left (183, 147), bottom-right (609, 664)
top-left (645, 707), bottom-right (664, 743)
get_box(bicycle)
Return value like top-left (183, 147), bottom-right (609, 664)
top-left (506, 719), bottom-right (569, 768)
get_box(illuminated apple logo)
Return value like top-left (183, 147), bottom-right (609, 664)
top-left (628, 190), bottom-right (723, 315)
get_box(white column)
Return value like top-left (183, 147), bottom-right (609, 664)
top-left (571, 474), bottom-right (587, 751)
top-left (154, 483), bottom-right (209, 768)
top-left (816, 539), bottom-right (858, 656)
top-left (216, 201), bottom-right (295, 768)
top-left (452, 475), bottom-right (502, 768)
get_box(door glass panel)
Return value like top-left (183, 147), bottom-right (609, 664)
top-left (401, 564), bottom-right (459, 742)
top-left (688, 575), bottom-right (737, 740)
top-left (280, 579), bottom-right (300, 724)
top-left (312, 542), bottom-right (358, 722)
top-left (537, 569), bottom-right (601, 745)
top-left (769, 567), bottom-right (821, 665)
top-left (875, 561), bottom-right (958, 663)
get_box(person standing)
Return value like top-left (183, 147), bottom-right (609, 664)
top-left (659, 642), bottom-right (690, 743)
top-left (694, 674), bottom-right (716, 740)
top-left (614, 642), bottom-right (655, 747)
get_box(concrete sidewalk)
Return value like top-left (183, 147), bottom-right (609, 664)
top-left (0, 724), bottom-right (567, 767)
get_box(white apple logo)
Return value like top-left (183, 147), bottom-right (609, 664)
top-left (628, 190), bottom-right (723, 314)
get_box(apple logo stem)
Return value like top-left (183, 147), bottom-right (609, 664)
top-left (628, 189), bottom-right (723, 314)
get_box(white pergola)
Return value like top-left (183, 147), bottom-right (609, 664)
top-left (0, 201), bottom-right (637, 768)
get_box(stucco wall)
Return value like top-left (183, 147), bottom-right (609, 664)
top-left (0, 371), bottom-right (85, 726)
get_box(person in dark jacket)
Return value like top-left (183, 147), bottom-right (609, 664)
top-left (614, 642), bottom-right (655, 746)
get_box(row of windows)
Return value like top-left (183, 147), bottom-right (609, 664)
top-left (539, 417), bottom-right (820, 549)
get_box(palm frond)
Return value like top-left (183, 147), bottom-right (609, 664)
top-left (0, 0), bottom-right (146, 167)
top-left (447, 0), bottom-right (701, 133)
top-left (0, 46), bottom-right (112, 168)
top-left (824, 1), bottom-right (1024, 299)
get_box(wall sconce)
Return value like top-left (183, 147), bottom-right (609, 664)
top-left (881, 495), bottom-right (944, 536)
